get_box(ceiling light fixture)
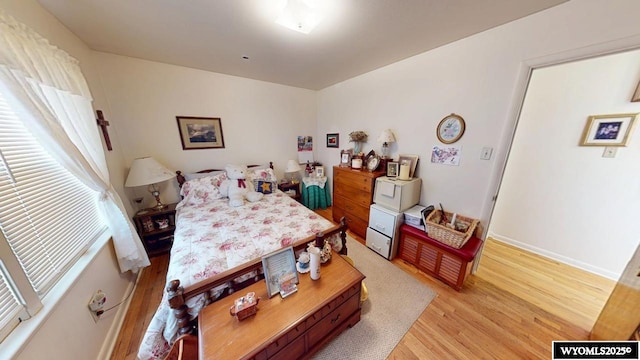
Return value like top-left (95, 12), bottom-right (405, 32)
top-left (275, 0), bottom-right (323, 34)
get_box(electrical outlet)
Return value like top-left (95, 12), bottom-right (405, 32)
top-left (480, 147), bottom-right (493, 160)
top-left (602, 147), bottom-right (617, 158)
top-left (88, 290), bottom-right (106, 323)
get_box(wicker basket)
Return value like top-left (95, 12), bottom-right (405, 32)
top-left (425, 210), bottom-right (479, 249)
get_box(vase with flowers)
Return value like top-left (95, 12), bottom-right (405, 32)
top-left (348, 131), bottom-right (368, 155)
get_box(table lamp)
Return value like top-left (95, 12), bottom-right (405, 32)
top-left (377, 129), bottom-right (396, 158)
top-left (125, 157), bottom-right (175, 210)
top-left (285, 159), bottom-right (302, 184)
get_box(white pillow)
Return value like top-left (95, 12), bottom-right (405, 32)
top-left (180, 172), bottom-right (228, 205)
top-left (247, 167), bottom-right (277, 183)
top-left (183, 170), bottom-right (225, 182)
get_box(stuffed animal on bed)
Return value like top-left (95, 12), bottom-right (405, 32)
top-left (219, 164), bottom-right (264, 207)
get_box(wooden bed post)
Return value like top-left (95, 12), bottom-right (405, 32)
top-left (167, 280), bottom-right (193, 335)
top-left (314, 216), bottom-right (348, 255)
top-left (339, 216), bottom-right (348, 255)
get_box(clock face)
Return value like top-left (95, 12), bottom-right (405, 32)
top-left (437, 114), bottom-right (465, 144)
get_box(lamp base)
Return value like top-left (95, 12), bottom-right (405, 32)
top-left (151, 189), bottom-right (166, 210)
top-left (379, 157), bottom-right (390, 174)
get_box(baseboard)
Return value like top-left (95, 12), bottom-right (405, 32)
top-left (487, 232), bottom-right (619, 281)
top-left (98, 270), bottom-right (142, 359)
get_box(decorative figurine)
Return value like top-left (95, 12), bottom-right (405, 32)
top-left (229, 292), bottom-right (259, 321)
top-left (296, 252), bottom-right (310, 273)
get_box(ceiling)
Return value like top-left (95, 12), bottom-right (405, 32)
top-left (37, 0), bottom-right (568, 90)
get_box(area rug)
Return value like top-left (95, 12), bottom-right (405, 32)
top-left (312, 237), bottom-right (437, 360)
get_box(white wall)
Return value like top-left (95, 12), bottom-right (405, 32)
top-left (0, 1), bottom-right (134, 359)
top-left (489, 50), bottom-right (640, 279)
top-left (315, 0), bottom-right (640, 277)
top-left (94, 53), bottom-right (318, 208)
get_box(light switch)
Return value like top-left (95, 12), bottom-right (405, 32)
top-left (602, 147), bottom-right (617, 158)
top-left (480, 147), bottom-right (493, 160)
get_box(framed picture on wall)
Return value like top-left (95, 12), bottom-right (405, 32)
top-left (326, 133), bottom-right (339, 148)
top-left (580, 113), bottom-right (638, 146)
top-left (632, 81), bottom-right (640, 102)
top-left (176, 116), bottom-right (225, 150)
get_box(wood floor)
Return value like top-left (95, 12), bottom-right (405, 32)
top-left (110, 207), bottom-right (614, 360)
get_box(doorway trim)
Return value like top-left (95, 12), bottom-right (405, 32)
top-left (474, 34), bottom-right (640, 272)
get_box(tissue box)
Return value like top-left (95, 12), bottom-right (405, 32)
top-left (404, 205), bottom-right (426, 230)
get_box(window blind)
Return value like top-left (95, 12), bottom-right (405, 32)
top-left (0, 261), bottom-right (23, 342)
top-left (0, 90), bottom-right (104, 297)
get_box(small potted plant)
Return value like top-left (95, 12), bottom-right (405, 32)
top-left (349, 131), bottom-right (368, 155)
top-left (349, 131), bottom-right (368, 169)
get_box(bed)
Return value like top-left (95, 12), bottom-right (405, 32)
top-left (137, 164), bottom-right (347, 360)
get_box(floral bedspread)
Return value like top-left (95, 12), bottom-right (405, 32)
top-left (137, 191), bottom-right (335, 360)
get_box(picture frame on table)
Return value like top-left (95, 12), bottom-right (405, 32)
top-left (339, 149), bottom-right (353, 167)
top-left (176, 116), bottom-right (225, 150)
top-left (398, 154), bottom-right (419, 178)
top-left (387, 162), bottom-right (399, 177)
top-left (262, 246), bottom-right (299, 298)
top-left (326, 133), bottom-right (339, 148)
top-left (579, 113), bottom-right (638, 146)
top-left (315, 166), bottom-right (325, 177)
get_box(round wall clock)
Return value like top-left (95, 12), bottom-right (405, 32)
top-left (436, 113), bottom-right (466, 144)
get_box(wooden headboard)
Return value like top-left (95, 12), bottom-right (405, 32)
top-left (176, 162), bottom-right (274, 187)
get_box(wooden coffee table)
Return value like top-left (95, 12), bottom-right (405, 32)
top-left (198, 253), bottom-right (365, 360)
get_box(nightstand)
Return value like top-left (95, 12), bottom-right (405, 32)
top-left (301, 176), bottom-right (331, 210)
top-left (133, 203), bottom-right (177, 257)
top-left (278, 182), bottom-right (301, 202)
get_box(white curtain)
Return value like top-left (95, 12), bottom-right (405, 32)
top-left (0, 11), bottom-right (149, 272)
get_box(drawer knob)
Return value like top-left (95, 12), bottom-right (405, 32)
top-left (330, 313), bottom-right (341, 324)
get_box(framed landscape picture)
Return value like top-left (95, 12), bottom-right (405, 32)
top-left (176, 116), bottom-right (225, 150)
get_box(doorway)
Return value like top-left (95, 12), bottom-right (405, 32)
top-left (482, 48), bottom-right (640, 330)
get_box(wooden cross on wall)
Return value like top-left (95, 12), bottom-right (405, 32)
top-left (96, 110), bottom-right (112, 151)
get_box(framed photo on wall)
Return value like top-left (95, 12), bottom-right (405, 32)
top-left (580, 113), bottom-right (638, 146)
top-left (326, 133), bottom-right (339, 148)
top-left (176, 116), bottom-right (225, 150)
top-left (632, 81), bottom-right (640, 102)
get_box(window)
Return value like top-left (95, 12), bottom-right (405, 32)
top-left (0, 89), bottom-right (107, 341)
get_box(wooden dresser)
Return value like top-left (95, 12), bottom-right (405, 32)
top-left (198, 253), bottom-right (364, 360)
top-left (332, 166), bottom-right (385, 238)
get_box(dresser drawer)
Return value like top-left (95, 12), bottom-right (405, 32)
top-left (332, 206), bottom-right (369, 239)
top-left (334, 171), bottom-right (373, 193)
top-left (368, 205), bottom-right (398, 238)
top-left (333, 184), bottom-right (372, 207)
top-left (307, 292), bottom-right (360, 347)
top-left (270, 334), bottom-right (305, 360)
top-left (333, 194), bottom-right (369, 221)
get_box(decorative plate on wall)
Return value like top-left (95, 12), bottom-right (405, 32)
top-left (437, 113), bottom-right (466, 144)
